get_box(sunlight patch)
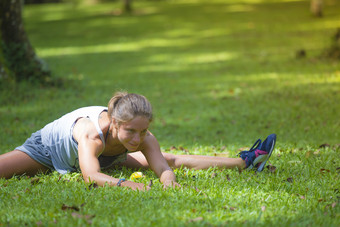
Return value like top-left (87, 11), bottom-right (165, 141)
top-left (223, 4), bottom-right (255, 13)
top-left (187, 52), bottom-right (237, 64)
top-left (37, 43), bottom-right (140, 57)
top-left (37, 38), bottom-right (194, 57)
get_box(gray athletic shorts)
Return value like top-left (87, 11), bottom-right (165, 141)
top-left (15, 130), bottom-right (54, 170)
top-left (16, 130), bottom-right (128, 171)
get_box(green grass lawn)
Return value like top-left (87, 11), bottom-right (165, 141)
top-left (1, 0), bottom-right (339, 226)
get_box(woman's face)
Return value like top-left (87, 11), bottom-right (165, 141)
top-left (116, 116), bottom-right (150, 151)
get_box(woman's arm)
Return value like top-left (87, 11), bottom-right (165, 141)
top-left (73, 118), bottom-right (149, 191)
top-left (140, 132), bottom-right (180, 189)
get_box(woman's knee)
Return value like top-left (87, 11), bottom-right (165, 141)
top-left (162, 153), bottom-right (178, 168)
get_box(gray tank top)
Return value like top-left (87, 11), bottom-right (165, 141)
top-left (41, 106), bottom-right (108, 174)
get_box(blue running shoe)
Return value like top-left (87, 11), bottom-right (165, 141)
top-left (256, 134), bottom-right (276, 172)
top-left (239, 134), bottom-right (277, 172)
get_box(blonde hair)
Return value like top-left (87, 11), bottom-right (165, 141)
top-left (107, 91), bottom-right (153, 124)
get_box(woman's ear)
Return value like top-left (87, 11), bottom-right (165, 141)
top-left (111, 118), bottom-right (119, 136)
top-left (112, 118), bottom-right (119, 129)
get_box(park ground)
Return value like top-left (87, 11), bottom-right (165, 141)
top-left (0, 0), bottom-right (339, 226)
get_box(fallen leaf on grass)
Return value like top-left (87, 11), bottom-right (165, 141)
top-left (266, 165), bottom-right (276, 173)
top-left (62, 204), bottom-right (80, 211)
top-left (170, 146), bottom-right (177, 151)
top-left (319, 144), bottom-right (330, 148)
top-left (178, 146), bottom-right (189, 153)
top-left (229, 206), bottom-right (237, 211)
top-left (223, 205), bottom-right (237, 211)
top-left (325, 202), bottom-right (337, 209)
top-left (88, 183), bottom-right (98, 190)
top-left (286, 177), bottom-right (293, 183)
top-left (320, 169), bottom-right (330, 174)
top-left (30, 177), bottom-right (40, 185)
top-left (189, 217), bottom-right (203, 222)
top-left (299, 195), bottom-right (306, 200)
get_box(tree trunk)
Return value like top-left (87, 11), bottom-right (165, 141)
top-left (123, 0), bottom-right (133, 14)
top-left (311, 0), bottom-right (323, 17)
top-left (325, 28), bottom-right (340, 59)
top-left (0, 0), bottom-right (50, 83)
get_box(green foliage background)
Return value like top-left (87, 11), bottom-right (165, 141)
top-left (0, 0), bottom-right (339, 226)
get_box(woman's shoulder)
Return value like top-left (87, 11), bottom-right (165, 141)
top-left (72, 118), bottom-right (104, 144)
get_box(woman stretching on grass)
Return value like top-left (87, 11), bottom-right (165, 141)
top-left (0, 92), bottom-right (276, 190)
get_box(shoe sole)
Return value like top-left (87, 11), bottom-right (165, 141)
top-left (256, 138), bottom-right (276, 172)
top-left (246, 154), bottom-right (267, 170)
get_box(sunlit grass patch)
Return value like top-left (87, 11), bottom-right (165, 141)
top-left (1, 146), bottom-right (338, 226)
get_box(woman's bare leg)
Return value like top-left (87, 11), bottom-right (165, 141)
top-left (0, 150), bottom-right (50, 179)
top-left (163, 153), bottom-right (246, 170)
top-left (118, 152), bottom-right (149, 169)
top-left (119, 152), bottom-right (246, 170)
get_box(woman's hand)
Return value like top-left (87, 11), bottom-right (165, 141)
top-left (138, 134), bottom-right (181, 190)
top-left (163, 180), bottom-right (181, 189)
top-left (120, 181), bottom-right (151, 191)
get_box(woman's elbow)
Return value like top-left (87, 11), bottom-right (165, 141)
top-left (82, 171), bottom-right (97, 184)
